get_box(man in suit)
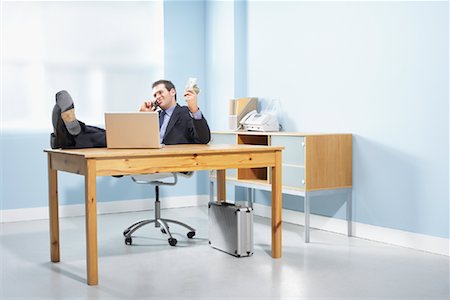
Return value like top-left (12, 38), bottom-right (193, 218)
top-left (51, 79), bottom-right (210, 148)
top-left (139, 79), bottom-right (210, 145)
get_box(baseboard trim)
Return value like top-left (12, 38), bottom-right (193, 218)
top-left (252, 203), bottom-right (449, 256)
top-left (2, 198), bottom-right (448, 256)
top-left (0, 195), bottom-right (210, 223)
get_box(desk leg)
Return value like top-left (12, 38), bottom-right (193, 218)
top-left (85, 159), bottom-right (98, 285)
top-left (216, 170), bottom-right (226, 202)
top-left (48, 154), bottom-right (60, 262)
top-left (271, 151), bottom-right (282, 258)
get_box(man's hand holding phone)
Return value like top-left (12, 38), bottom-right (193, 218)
top-left (139, 100), bottom-right (158, 112)
top-left (184, 90), bottom-right (199, 113)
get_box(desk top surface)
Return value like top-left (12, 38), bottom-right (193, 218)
top-left (44, 144), bottom-right (284, 159)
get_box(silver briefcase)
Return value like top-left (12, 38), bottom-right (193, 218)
top-left (208, 201), bottom-right (254, 257)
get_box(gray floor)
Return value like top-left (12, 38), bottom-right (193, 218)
top-left (1, 206), bottom-right (449, 300)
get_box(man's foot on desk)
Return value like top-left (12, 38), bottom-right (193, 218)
top-left (51, 90), bottom-right (78, 149)
top-left (56, 90), bottom-right (81, 136)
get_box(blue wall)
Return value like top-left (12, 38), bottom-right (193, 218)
top-left (0, 2), bottom-right (210, 212)
top-left (164, 0), bottom-right (207, 112)
top-left (163, 0), bottom-right (210, 191)
top-left (205, 1), bottom-right (449, 239)
top-left (1, 1), bottom-right (448, 241)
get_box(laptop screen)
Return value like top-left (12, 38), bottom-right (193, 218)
top-left (105, 112), bottom-right (161, 149)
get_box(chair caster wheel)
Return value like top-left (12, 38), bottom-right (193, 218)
top-left (187, 231), bottom-right (195, 239)
top-left (123, 229), bottom-right (130, 236)
top-left (168, 238), bottom-right (177, 246)
top-left (125, 237), bottom-right (132, 245)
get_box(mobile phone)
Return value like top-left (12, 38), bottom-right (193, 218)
top-left (151, 100), bottom-right (159, 109)
top-left (185, 78), bottom-right (200, 95)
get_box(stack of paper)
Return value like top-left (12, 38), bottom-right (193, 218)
top-left (228, 97), bottom-right (258, 130)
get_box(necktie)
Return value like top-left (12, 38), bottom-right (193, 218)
top-left (159, 111), bottom-right (165, 128)
top-left (159, 110), bottom-right (169, 144)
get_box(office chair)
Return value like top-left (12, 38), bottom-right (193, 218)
top-left (123, 172), bottom-right (196, 246)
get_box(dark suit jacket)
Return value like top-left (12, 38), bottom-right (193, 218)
top-left (160, 104), bottom-right (211, 145)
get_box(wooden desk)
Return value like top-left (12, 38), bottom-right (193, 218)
top-left (45, 144), bottom-right (283, 285)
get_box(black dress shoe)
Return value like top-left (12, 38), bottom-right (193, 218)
top-left (51, 104), bottom-right (60, 137)
top-left (54, 116), bottom-right (76, 148)
top-left (50, 133), bottom-right (58, 149)
top-left (50, 102), bottom-right (62, 149)
top-left (56, 90), bottom-right (81, 136)
top-left (50, 91), bottom-right (80, 149)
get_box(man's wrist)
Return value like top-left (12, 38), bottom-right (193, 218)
top-left (190, 109), bottom-right (203, 120)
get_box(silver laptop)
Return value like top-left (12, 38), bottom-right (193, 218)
top-left (105, 112), bottom-right (161, 149)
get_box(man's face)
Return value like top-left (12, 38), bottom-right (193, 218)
top-left (152, 83), bottom-right (176, 110)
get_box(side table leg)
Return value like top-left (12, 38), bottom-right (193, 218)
top-left (305, 192), bottom-right (310, 243)
top-left (347, 189), bottom-right (352, 237)
top-left (209, 176), bottom-right (215, 202)
top-left (247, 188), bottom-right (253, 209)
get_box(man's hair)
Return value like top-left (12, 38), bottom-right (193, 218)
top-left (152, 79), bottom-right (177, 100)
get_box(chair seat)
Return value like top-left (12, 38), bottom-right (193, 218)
top-left (132, 173), bottom-right (175, 182)
top-left (132, 172), bottom-right (194, 183)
